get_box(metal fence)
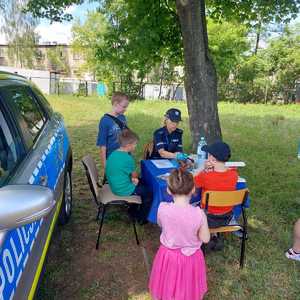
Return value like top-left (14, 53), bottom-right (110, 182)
top-left (112, 81), bottom-right (186, 100)
top-left (49, 76), bottom-right (98, 96)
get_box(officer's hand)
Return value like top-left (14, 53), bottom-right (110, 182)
top-left (176, 152), bottom-right (189, 161)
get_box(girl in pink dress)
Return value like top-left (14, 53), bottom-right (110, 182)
top-left (149, 169), bottom-right (210, 300)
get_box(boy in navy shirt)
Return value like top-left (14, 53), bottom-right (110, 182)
top-left (96, 92), bottom-right (129, 177)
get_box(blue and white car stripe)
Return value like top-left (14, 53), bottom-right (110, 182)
top-left (0, 124), bottom-right (69, 300)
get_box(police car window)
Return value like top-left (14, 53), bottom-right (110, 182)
top-left (0, 110), bottom-right (18, 185)
top-left (31, 86), bottom-right (53, 115)
top-left (5, 86), bottom-right (46, 146)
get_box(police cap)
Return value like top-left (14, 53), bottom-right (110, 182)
top-left (165, 108), bottom-right (182, 122)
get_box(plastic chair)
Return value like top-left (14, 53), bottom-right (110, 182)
top-left (82, 155), bottom-right (142, 250)
top-left (143, 141), bottom-right (153, 160)
top-left (203, 188), bottom-right (249, 268)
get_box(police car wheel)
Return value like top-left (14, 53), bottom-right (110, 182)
top-left (59, 169), bottom-right (72, 225)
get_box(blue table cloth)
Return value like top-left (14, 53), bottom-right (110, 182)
top-left (141, 159), bottom-right (250, 224)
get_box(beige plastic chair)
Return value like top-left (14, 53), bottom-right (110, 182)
top-left (82, 155), bottom-right (141, 250)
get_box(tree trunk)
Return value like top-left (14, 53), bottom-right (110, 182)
top-left (176, 0), bottom-right (222, 149)
top-left (254, 21), bottom-right (262, 55)
top-left (138, 76), bottom-right (145, 99)
top-left (158, 60), bottom-right (165, 99)
top-left (172, 82), bottom-right (182, 100)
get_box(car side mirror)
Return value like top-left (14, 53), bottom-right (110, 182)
top-left (0, 185), bottom-right (55, 231)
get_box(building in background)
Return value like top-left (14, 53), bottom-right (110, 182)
top-left (0, 42), bottom-right (98, 96)
top-left (0, 42), bottom-right (91, 79)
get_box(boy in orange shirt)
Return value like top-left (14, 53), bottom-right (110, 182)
top-left (194, 141), bottom-right (238, 249)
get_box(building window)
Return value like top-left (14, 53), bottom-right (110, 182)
top-left (73, 69), bottom-right (81, 77)
top-left (73, 52), bottom-right (81, 60)
top-left (36, 50), bottom-right (43, 61)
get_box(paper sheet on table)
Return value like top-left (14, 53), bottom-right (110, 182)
top-left (225, 161), bottom-right (246, 167)
top-left (157, 172), bottom-right (171, 180)
top-left (237, 176), bottom-right (246, 183)
top-left (151, 159), bottom-right (174, 169)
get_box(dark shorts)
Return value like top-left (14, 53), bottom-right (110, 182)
top-left (206, 211), bottom-right (233, 228)
top-left (130, 179), bottom-right (153, 222)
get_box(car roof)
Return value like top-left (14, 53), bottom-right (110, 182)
top-left (0, 71), bottom-right (28, 82)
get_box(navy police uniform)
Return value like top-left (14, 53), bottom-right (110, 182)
top-left (151, 127), bottom-right (183, 159)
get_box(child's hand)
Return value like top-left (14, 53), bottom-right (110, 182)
top-left (204, 160), bottom-right (214, 172)
top-left (198, 213), bottom-right (210, 243)
top-left (132, 177), bottom-right (139, 185)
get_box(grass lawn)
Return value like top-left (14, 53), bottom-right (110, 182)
top-left (37, 95), bottom-right (300, 300)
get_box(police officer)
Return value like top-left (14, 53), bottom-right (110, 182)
top-left (151, 108), bottom-right (188, 159)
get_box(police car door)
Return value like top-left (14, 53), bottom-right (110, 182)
top-left (0, 82), bottom-right (64, 300)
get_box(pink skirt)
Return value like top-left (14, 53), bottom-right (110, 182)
top-left (148, 245), bottom-right (207, 300)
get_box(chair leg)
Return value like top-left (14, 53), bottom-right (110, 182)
top-left (240, 229), bottom-right (247, 268)
top-left (132, 219), bottom-right (140, 246)
top-left (96, 205), bottom-right (102, 221)
top-left (96, 205), bottom-right (106, 250)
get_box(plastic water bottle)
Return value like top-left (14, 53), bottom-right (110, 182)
top-left (298, 141), bottom-right (300, 159)
top-left (197, 137), bottom-right (207, 169)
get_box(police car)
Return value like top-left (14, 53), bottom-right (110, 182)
top-left (0, 71), bottom-right (73, 299)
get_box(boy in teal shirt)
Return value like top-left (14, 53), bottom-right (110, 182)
top-left (105, 147), bottom-right (136, 196)
top-left (106, 129), bottom-right (152, 223)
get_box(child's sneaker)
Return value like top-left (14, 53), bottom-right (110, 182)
top-left (285, 248), bottom-right (300, 261)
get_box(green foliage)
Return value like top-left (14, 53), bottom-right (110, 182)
top-left (207, 0), bottom-right (300, 25)
top-left (71, 1), bottom-right (183, 98)
top-left (97, 0), bottom-right (182, 98)
top-left (229, 23), bottom-right (300, 103)
top-left (263, 25), bottom-right (300, 100)
top-left (26, 0), bottom-right (300, 102)
top-left (207, 19), bottom-right (251, 100)
top-left (46, 46), bottom-right (70, 74)
top-left (26, 0), bottom-right (300, 27)
top-left (208, 19), bottom-right (250, 80)
top-left (71, 2), bottom-right (249, 99)
top-left (25, 0), bottom-right (83, 22)
top-left (7, 32), bottom-right (39, 69)
top-left (1, 0), bottom-right (40, 68)
top-left (71, 11), bottom-right (108, 78)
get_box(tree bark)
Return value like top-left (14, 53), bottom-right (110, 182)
top-left (138, 76), bottom-right (144, 99)
top-left (176, 0), bottom-right (222, 149)
top-left (172, 81), bottom-right (182, 100)
top-left (158, 60), bottom-right (165, 99)
top-left (254, 21), bottom-right (261, 55)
